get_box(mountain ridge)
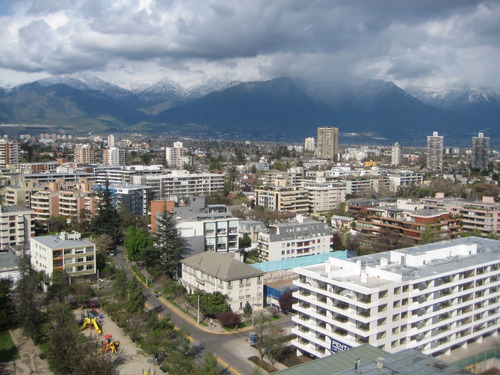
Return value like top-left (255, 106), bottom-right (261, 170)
top-left (0, 76), bottom-right (498, 146)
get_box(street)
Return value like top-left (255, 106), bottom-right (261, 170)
top-left (111, 246), bottom-right (293, 375)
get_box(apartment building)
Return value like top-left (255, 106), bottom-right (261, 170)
top-left (30, 231), bottom-right (96, 278)
top-left (110, 184), bottom-right (155, 216)
top-left (302, 181), bottom-right (346, 214)
top-left (4, 181), bottom-right (39, 207)
top-left (0, 206), bottom-right (35, 250)
top-left (166, 141), bottom-right (190, 169)
top-left (0, 138), bottom-right (21, 168)
top-left (181, 251), bottom-right (264, 312)
top-left (74, 144), bottom-right (95, 164)
top-left (255, 185), bottom-right (309, 213)
top-left (103, 147), bottom-right (125, 166)
top-left (292, 237), bottom-right (500, 359)
top-left (386, 171), bottom-right (423, 193)
top-left (140, 170), bottom-right (224, 201)
top-left (422, 196), bottom-right (499, 237)
top-left (316, 127), bottom-right (339, 161)
top-left (176, 206), bottom-right (240, 253)
top-left (20, 162), bottom-right (58, 174)
top-left (391, 142), bottom-right (402, 166)
top-left (257, 218), bottom-right (332, 261)
top-left (355, 206), bottom-right (461, 245)
top-left (427, 131), bottom-right (444, 170)
top-left (471, 132), bottom-right (490, 170)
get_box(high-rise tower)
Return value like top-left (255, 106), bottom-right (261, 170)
top-left (316, 127), bottom-right (339, 161)
top-left (426, 131), bottom-right (443, 170)
top-left (471, 132), bottom-right (490, 170)
top-left (391, 142), bottom-right (402, 166)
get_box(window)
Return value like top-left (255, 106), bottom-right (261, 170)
top-left (378, 304), bottom-right (387, 312)
top-left (394, 286), bottom-right (401, 295)
top-left (379, 290), bottom-right (388, 298)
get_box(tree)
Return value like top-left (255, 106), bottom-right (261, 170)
top-left (254, 317), bottom-right (288, 364)
top-left (243, 301), bottom-right (253, 316)
top-left (127, 279), bottom-right (146, 314)
top-left (124, 226), bottom-right (152, 261)
top-left (45, 301), bottom-right (83, 375)
top-left (89, 180), bottom-right (121, 242)
top-left (145, 209), bottom-right (186, 278)
top-left (46, 269), bottom-right (71, 303)
top-left (217, 311), bottom-right (241, 327)
top-left (14, 252), bottom-right (46, 344)
top-left (196, 351), bottom-right (219, 375)
top-left (93, 233), bottom-right (114, 254)
top-left (113, 269), bottom-right (128, 300)
top-left (47, 215), bottom-right (68, 234)
top-left (419, 223), bottom-right (435, 245)
top-left (278, 290), bottom-right (296, 313)
top-left (0, 278), bottom-right (13, 328)
top-left (239, 234), bottom-right (252, 249)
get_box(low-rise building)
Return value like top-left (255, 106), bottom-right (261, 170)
top-left (355, 206), bottom-right (461, 245)
top-left (422, 196), bottom-right (499, 237)
top-left (292, 237), bottom-right (500, 359)
top-left (257, 218), bottom-right (332, 261)
top-left (181, 251), bottom-right (265, 312)
top-left (30, 231), bottom-right (96, 279)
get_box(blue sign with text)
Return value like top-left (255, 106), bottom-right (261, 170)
top-left (330, 338), bottom-right (351, 353)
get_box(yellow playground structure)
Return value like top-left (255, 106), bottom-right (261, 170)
top-left (80, 317), bottom-right (102, 334)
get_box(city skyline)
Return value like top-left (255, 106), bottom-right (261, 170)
top-left (0, 1), bottom-right (499, 93)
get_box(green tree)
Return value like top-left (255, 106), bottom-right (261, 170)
top-left (419, 223), bottom-right (435, 245)
top-left (113, 269), bottom-right (128, 300)
top-left (196, 351), bottom-right (219, 375)
top-left (46, 269), bottom-right (71, 303)
top-left (93, 233), bottom-right (114, 254)
top-left (45, 301), bottom-right (83, 375)
top-left (239, 234), bottom-right (252, 249)
top-left (89, 180), bottom-right (121, 242)
top-left (124, 226), bottom-right (153, 261)
top-left (145, 209), bottom-right (186, 278)
top-left (127, 279), bottom-right (146, 314)
top-left (0, 278), bottom-right (13, 328)
top-left (461, 228), bottom-right (483, 238)
top-left (243, 301), bottom-right (253, 316)
top-left (15, 252), bottom-right (46, 344)
top-left (191, 291), bottom-right (229, 317)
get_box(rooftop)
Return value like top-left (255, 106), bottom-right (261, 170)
top-left (181, 251), bottom-right (264, 281)
top-left (275, 345), bottom-right (471, 375)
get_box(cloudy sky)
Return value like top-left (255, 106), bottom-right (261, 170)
top-left (0, 0), bottom-right (499, 91)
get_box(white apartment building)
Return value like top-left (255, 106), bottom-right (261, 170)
top-left (0, 138), bottom-right (21, 168)
top-left (0, 206), bottom-right (35, 251)
top-left (302, 181), bottom-right (346, 214)
top-left (177, 212), bottom-right (240, 253)
top-left (387, 171), bottom-right (423, 193)
top-left (181, 251), bottom-right (264, 312)
top-left (103, 147), bottom-right (125, 166)
top-left (292, 237), bottom-right (500, 359)
top-left (139, 170), bottom-right (225, 202)
top-left (30, 231), bottom-right (96, 278)
top-left (165, 141), bottom-right (185, 169)
top-left (427, 131), bottom-right (444, 170)
top-left (391, 142), bottom-right (402, 166)
top-left (258, 218), bottom-right (332, 262)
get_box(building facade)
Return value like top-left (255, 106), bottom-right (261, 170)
top-left (427, 131), bottom-right (444, 170)
top-left (292, 237), bottom-right (500, 359)
top-left (257, 219), bottom-right (332, 261)
top-left (255, 185), bottom-right (309, 213)
top-left (30, 231), bottom-right (96, 278)
top-left (391, 142), bottom-right (402, 166)
top-left (103, 147), bottom-right (125, 166)
top-left (0, 206), bottom-right (35, 251)
top-left (471, 132), bottom-right (490, 170)
top-left (181, 251), bottom-right (264, 312)
top-left (316, 127), bottom-right (339, 161)
top-left (74, 144), bottom-right (95, 164)
top-left (0, 138), bottom-right (21, 168)
top-left (302, 181), bottom-right (346, 214)
top-left (422, 196), bottom-right (499, 237)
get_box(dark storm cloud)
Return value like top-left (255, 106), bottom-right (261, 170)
top-left (0, 0), bottom-right (499, 90)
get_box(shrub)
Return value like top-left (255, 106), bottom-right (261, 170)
top-left (217, 311), bottom-right (241, 327)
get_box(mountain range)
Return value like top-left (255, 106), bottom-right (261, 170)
top-left (0, 75), bottom-right (498, 146)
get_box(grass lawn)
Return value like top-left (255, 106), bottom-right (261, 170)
top-left (0, 329), bottom-right (19, 362)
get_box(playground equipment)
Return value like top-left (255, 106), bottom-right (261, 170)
top-left (79, 317), bottom-right (102, 334)
top-left (142, 369), bottom-right (156, 375)
top-left (101, 341), bottom-right (119, 353)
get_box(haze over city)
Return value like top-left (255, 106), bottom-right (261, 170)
top-left (1, 0), bottom-right (499, 92)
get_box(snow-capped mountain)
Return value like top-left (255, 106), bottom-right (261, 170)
top-left (36, 73), bottom-right (133, 100)
top-left (409, 85), bottom-right (500, 110)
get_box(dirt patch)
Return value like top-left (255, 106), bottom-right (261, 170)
top-left (248, 356), bottom-right (278, 373)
